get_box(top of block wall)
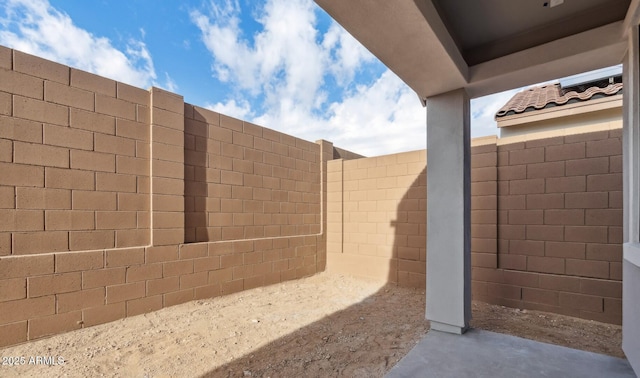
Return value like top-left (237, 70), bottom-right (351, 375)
top-left (0, 46), bottom-right (11, 70)
top-left (151, 87), bottom-right (184, 114)
top-left (14, 50), bottom-right (70, 85)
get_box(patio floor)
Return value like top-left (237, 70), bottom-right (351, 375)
top-left (386, 328), bottom-right (635, 378)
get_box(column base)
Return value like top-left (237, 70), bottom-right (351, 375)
top-left (430, 321), bottom-right (469, 335)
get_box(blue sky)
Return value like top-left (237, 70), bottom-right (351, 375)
top-left (0, 0), bottom-right (609, 156)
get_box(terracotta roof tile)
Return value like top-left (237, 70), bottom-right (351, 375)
top-left (495, 79), bottom-right (622, 118)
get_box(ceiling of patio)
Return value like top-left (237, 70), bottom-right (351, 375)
top-left (315, 0), bottom-right (635, 100)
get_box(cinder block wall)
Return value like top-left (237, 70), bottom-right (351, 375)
top-left (327, 130), bottom-right (623, 324)
top-left (183, 108), bottom-right (322, 243)
top-left (326, 151), bottom-right (426, 287)
top-left (474, 129), bottom-right (623, 324)
top-left (0, 47), bottom-right (344, 347)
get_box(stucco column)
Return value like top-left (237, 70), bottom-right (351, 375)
top-left (622, 25), bottom-right (640, 374)
top-left (425, 88), bottom-right (471, 334)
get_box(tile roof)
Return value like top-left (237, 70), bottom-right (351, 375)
top-left (495, 78), bottom-right (623, 118)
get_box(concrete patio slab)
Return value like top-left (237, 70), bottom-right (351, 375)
top-left (386, 329), bottom-right (635, 378)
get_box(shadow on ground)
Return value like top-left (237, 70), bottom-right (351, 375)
top-left (199, 283), bottom-right (429, 377)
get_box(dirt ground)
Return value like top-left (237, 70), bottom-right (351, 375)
top-left (0, 272), bottom-right (623, 377)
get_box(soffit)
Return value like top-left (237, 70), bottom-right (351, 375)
top-left (433, 0), bottom-right (630, 65)
top-left (315, 0), bottom-right (634, 100)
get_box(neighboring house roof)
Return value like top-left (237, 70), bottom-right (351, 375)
top-left (495, 76), bottom-right (623, 118)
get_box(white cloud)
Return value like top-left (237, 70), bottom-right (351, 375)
top-left (470, 89), bottom-right (520, 138)
top-left (0, 0), bottom-right (173, 89)
top-left (206, 98), bottom-right (252, 121)
top-left (192, 0), bottom-right (426, 156)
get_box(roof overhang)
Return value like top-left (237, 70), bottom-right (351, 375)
top-left (315, 0), bottom-right (640, 101)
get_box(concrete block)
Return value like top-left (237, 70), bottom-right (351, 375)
top-left (70, 108), bottom-right (115, 135)
top-left (565, 226), bottom-right (608, 243)
top-left (545, 241), bottom-right (586, 259)
top-left (147, 276), bottom-right (179, 296)
top-left (527, 256), bottom-right (565, 274)
top-left (96, 93), bottom-right (136, 121)
top-left (96, 172), bottom-right (137, 193)
top-left (16, 187), bottom-right (71, 210)
top-left (565, 157), bottom-right (609, 176)
top-left (509, 147), bottom-right (544, 165)
top-left (508, 210), bottom-right (543, 225)
top-left (566, 259), bottom-right (610, 279)
top-left (509, 179), bottom-right (545, 194)
top-left (70, 150), bottom-right (115, 172)
top-left (0, 92), bottom-right (10, 116)
top-left (72, 191), bottom-right (116, 211)
top-left (0, 278), bottom-right (26, 302)
top-left (0, 68), bottom-right (44, 99)
top-left (0, 46), bottom-right (11, 69)
top-left (0, 255), bottom-right (54, 280)
top-left (544, 209), bottom-right (584, 225)
top-left (13, 142), bottom-right (69, 168)
top-left (45, 124), bottom-right (94, 151)
top-left (126, 264), bottom-right (162, 282)
top-left (117, 82), bottom-right (149, 105)
top-left (45, 167), bottom-right (94, 190)
top-left (115, 229), bottom-right (149, 248)
top-left (95, 133), bottom-right (136, 156)
top-left (82, 302), bottom-right (125, 327)
top-left (13, 50), bottom-right (69, 84)
top-left (55, 250), bottom-right (104, 273)
top-left (82, 267), bottom-right (126, 289)
top-left (69, 230), bottom-right (115, 251)
top-left (586, 138), bottom-right (621, 157)
top-left (586, 173), bottom-right (622, 192)
top-left (585, 209), bottom-right (622, 226)
top-left (117, 193), bottom-right (149, 211)
top-left (546, 176), bottom-right (586, 193)
top-left (105, 247), bottom-right (144, 267)
top-left (522, 287), bottom-right (559, 306)
top-left (527, 161), bottom-right (565, 179)
top-left (586, 243), bottom-right (622, 262)
top-left (13, 95), bottom-right (68, 126)
top-left (0, 295), bottom-right (55, 325)
top-left (45, 210), bottom-right (94, 231)
top-left (116, 118), bottom-right (148, 141)
top-left (0, 116), bottom-right (43, 143)
top-left (559, 292), bottom-right (603, 312)
top-left (96, 211), bottom-right (136, 230)
top-left (0, 209), bottom-right (43, 232)
top-left (126, 295), bottom-right (162, 317)
top-left (44, 81), bottom-right (94, 111)
top-left (70, 68), bottom-right (116, 97)
top-left (0, 321), bottom-right (27, 347)
top-left (106, 281), bottom-right (145, 304)
top-left (12, 231), bottom-right (68, 254)
top-left (28, 310), bottom-right (82, 340)
top-left (545, 142), bottom-right (585, 161)
top-left (27, 272), bottom-right (81, 297)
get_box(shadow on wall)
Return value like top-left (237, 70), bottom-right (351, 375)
top-left (197, 163), bottom-right (429, 376)
top-left (184, 108), bottom-right (209, 243)
top-left (388, 167), bottom-right (427, 288)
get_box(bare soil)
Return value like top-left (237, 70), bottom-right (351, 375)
top-left (0, 272), bottom-right (623, 377)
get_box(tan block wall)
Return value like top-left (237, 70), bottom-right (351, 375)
top-left (0, 48), bottom-right (150, 255)
top-left (474, 128), bottom-right (623, 324)
top-left (183, 106), bottom-right (321, 243)
top-left (327, 129), bottom-right (623, 324)
top-left (327, 150), bottom-right (426, 287)
top-left (0, 46), bottom-right (346, 347)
